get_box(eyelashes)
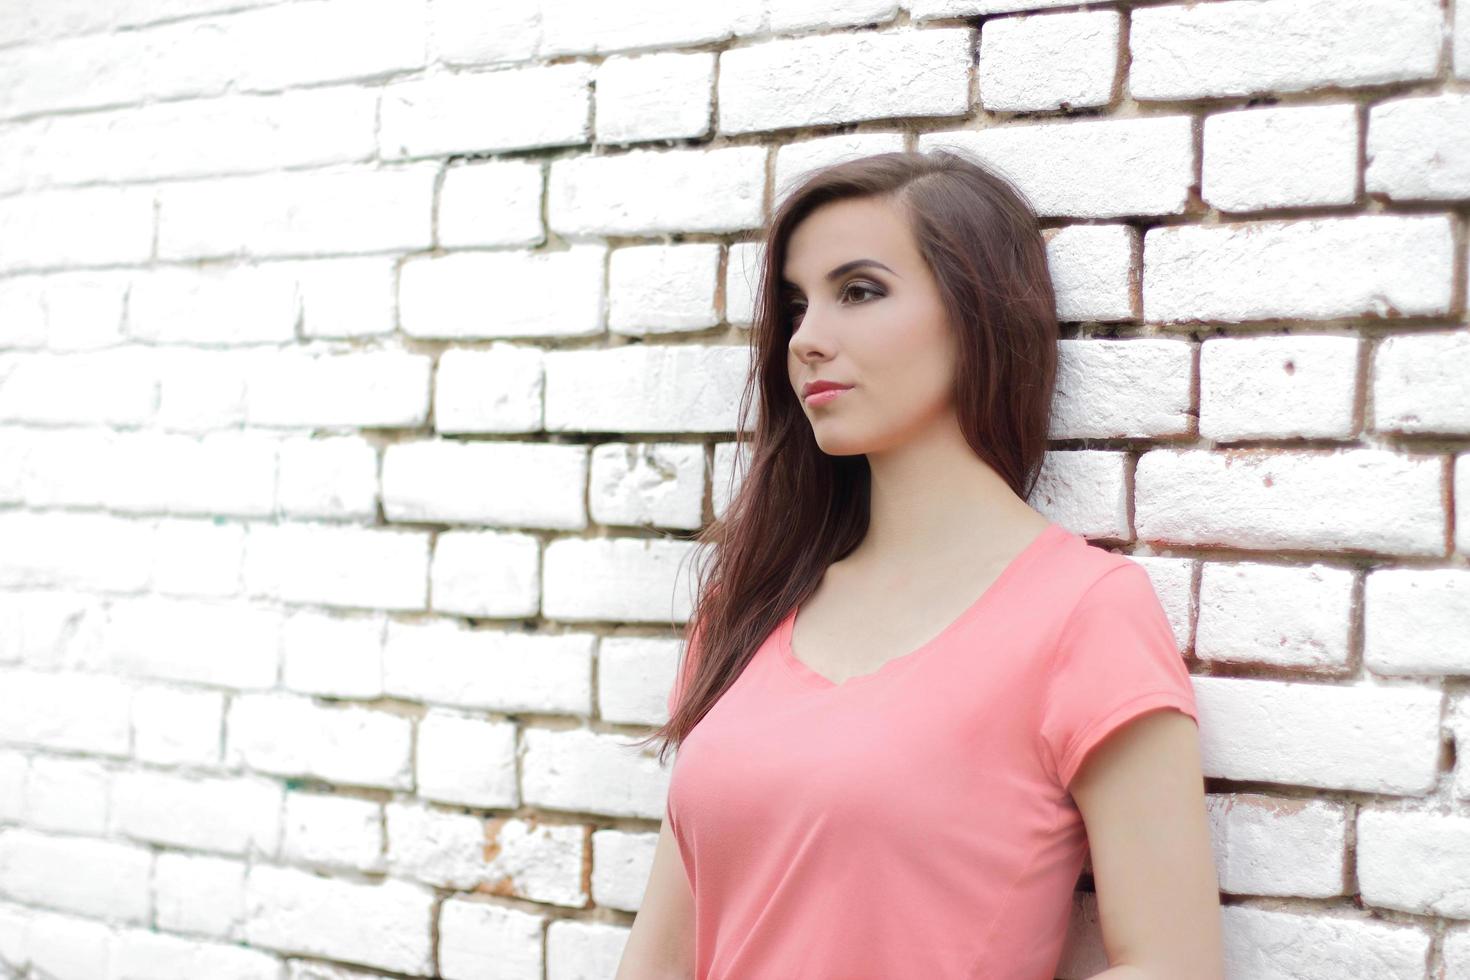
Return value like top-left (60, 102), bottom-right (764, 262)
top-left (785, 281), bottom-right (884, 329)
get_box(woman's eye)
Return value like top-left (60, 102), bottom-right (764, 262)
top-left (786, 282), bottom-right (881, 329)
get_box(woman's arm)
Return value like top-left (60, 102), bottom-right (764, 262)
top-left (1070, 708), bottom-right (1225, 979)
top-left (614, 812), bottom-right (696, 980)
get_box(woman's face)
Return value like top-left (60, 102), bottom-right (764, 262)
top-left (783, 195), bottom-right (959, 457)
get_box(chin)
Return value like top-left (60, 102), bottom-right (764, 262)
top-left (810, 430), bottom-right (875, 457)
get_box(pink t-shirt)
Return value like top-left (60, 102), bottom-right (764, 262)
top-left (663, 521), bottom-right (1200, 980)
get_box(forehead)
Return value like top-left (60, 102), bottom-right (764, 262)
top-left (780, 196), bottom-right (915, 286)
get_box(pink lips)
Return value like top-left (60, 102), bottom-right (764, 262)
top-left (805, 386), bottom-right (851, 406)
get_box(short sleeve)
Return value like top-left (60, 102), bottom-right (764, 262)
top-left (1039, 561), bottom-right (1199, 791)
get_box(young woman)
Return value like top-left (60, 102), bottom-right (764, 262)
top-left (616, 149), bottom-right (1223, 980)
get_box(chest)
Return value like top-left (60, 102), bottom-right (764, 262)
top-left (789, 569), bottom-right (1014, 687)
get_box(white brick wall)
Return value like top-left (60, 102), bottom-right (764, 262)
top-left (0, 1), bottom-right (1465, 978)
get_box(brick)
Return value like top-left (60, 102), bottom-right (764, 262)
top-left (1204, 793), bottom-right (1349, 897)
top-left (292, 256), bottom-right (398, 339)
top-left (276, 435), bottom-right (379, 521)
top-left (545, 919), bottom-right (630, 979)
top-left (1359, 809), bottom-right (1470, 918)
top-left (108, 430), bottom-right (279, 517)
top-left (1051, 338), bottom-right (1192, 439)
top-left (281, 791), bottom-right (385, 872)
top-left (0, 0), bottom-right (280, 47)
top-left (539, 0), bottom-right (763, 57)
top-left (434, 345), bottom-right (545, 435)
top-left (0, 668), bottom-right (131, 756)
top-left (111, 929), bottom-right (283, 979)
top-left (591, 826), bottom-right (660, 912)
top-left (1371, 329), bottom-right (1470, 435)
top-left (719, 28), bottom-right (971, 134)
top-left (385, 801), bottom-right (493, 889)
top-left (0, 87), bottom-right (377, 193)
top-left (399, 244), bottom-right (605, 340)
top-left (1044, 224), bottom-right (1136, 323)
top-left (542, 536), bottom-right (699, 624)
top-left (1197, 562), bottom-right (1354, 671)
top-left (383, 618), bottom-right (593, 715)
top-left (1203, 104), bottom-right (1359, 212)
top-left (548, 145), bottom-right (765, 236)
top-left (107, 596), bottom-right (281, 689)
top-left (245, 349), bottom-right (431, 429)
top-left (1027, 450), bottom-right (1130, 541)
top-left (437, 159), bottom-right (545, 249)
top-left (227, 692), bottom-right (414, 790)
top-left (25, 755), bottom-right (108, 836)
top-left (1459, 1), bottom-right (1470, 80)
top-left (595, 51), bottom-right (715, 145)
top-left (244, 522), bottom-right (429, 611)
top-left (1143, 214), bottom-right (1455, 323)
top-left (415, 708), bottom-right (519, 808)
top-left (1194, 676), bottom-right (1440, 794)
top-left (1136, 448), bottom-right (1443, 555)
top-left (1459, 453), bottom-right (1470, 556)
top-left (608, 243), bottom-right (721, 335)
top-left (0, 417), bottom-right (110, 503)
top-left (766, 1), bottom-right (901, 33)
top-left (1218, 905), bottom-right (1430, 979)
top-left (1131, 556), bottom-right (1194, 652)
top-left (1130, 0), bottom-right (1442, 101)
top-left (772, 132), bottom-right (907, 206)
top-left (0, 751), bottom-right (23, 821)
top-left (0, 274), bottom-right (55, 348)
top-left (588, 442), bottom-right (705, 530)
top-left (430, 529), bottom-right (543, 618)
top-left (155, 852), bottom-right (249, 939)
top-left (0, 591), bottom-right (100, 670)
top-left (544, 344), bottom-right (750, 434)
top-left (979, 10), bottom-right (1119, 112)
top-left (725, 240), bottom-right (765, 327)
top-left (919, 115), bottom-right (1193, 218)
top-left (281, 609), bottom-right (386, 700)
top-left (428, 0), bottom-right (539, 66)
top-left (243, 864), bottom-right (435, 975)
top-left (132, 685), bottom-right (226, 766)
top-left (0, 349), bottom-right (156, 425)
top-left (0, 828), bottom-right (151, 923)
top-left (522, 726), bottom-right (671, 819)
top-left (1200, 335), bottom-right (1359, 441)
top-left (381, 62), bottom-right (591, 159)
top-left (111, 770), bottom-right (281, 855)
top-left (152, 518), bottom-right (247, 598)
top-left (1364, 568), bottom-right (1470, 676)
top-left (1367, 93), bottom-right (1470, 201)
top-left (32, 269), bottom-right (132, 349)
top-left (0, 511), bottom-right (155, 593)
top-left (597, 634), bottom-right (684, 727)
top-left (439, 898), bottom-right (544, 980)
top-left (0, 24), bottom-right (230, 119)
top-left (480, 816), bottom-right (587, 906)
top-left (913, 0), bottom-right (1076, 16)
top-left (156, 164), bottom-right (436, 261)
top-left (0, 185), bottom-right (154, 273)
top-left (21, 911), bottom-right (112, 977)
top-left (382, 440), bottom-right (587, 528)
top-left (156, 348), bottom-right (253, 431)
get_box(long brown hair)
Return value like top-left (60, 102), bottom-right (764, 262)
top-left (636, 148), bottom-right (1059, 766)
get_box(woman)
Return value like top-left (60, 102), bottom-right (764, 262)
top-left (617, 149), bottom-right (1223, 980)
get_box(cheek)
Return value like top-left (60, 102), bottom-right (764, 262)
top-left (860, 297), bottom-right (954, 388)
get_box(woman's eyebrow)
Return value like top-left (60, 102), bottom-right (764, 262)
top-left (780, 258), bottom-right (899, 289)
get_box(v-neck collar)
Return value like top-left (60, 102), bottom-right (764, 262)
top-left (775, 521), bottom-right (1069, 691)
